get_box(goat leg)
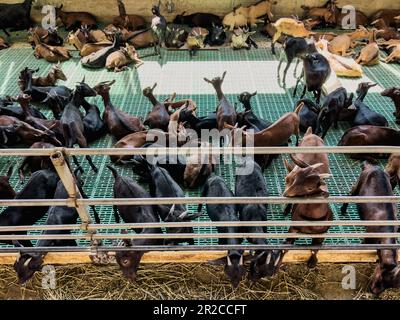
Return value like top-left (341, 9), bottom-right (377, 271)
top-left (308, 237), bottom-right (324, 269)
top-left (86, 155), bottom-right (98, 173)
top-left (300, 84), bottom-right (307, 100)
top-left (72, 155), bottom-right (84, 175)
top-left (293, 71), bottom-right (304, 98)
top-left (283, 204), bottom-right (293, 216)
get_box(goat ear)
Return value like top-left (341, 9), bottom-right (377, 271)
top-left (152, 83), bottom-right (157, 90)
top-left (221, 71), bottom-right (227, 81)
top-left (81, 76), bottom-right (86, 83)
top-left (203, 77), bottom-right (212, 83)
top-left (251, 91), bottom-right (257, 96)
top-left (208, 256), bottom-right (227, 266)
top-left (305, 127), bottom-right (313, 135)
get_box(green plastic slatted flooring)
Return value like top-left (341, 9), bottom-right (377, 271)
top-left (0, 40), bottom-right (399, 249)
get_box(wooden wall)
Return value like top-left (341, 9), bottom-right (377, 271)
top-left (2, 0), bottom-right (400, 23)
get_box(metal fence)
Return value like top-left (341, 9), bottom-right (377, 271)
top-left (1, 146), bottom-right (400, 256)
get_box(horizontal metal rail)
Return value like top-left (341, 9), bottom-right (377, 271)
top-left (0, 196), bottom-right (400, 207)
top-left (0, 220), bottom-right (399, 233)
top-left (1, 244), bottom-right (400, 253)
top-left (0, 146), bottom-right (399, 157)
top-left (0, 232), bottom-right (399, 241)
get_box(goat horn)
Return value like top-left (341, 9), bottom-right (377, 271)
top-left (239, 255), bottom-right (244, 265)
top-left (319, 173), bottom-right (333, 179)
top-left (168, 204), bottom-right (176, 215)
top-left (290, 154), bottom-right (310, 168)
top-left (178, 211), bottom-right (189, 220)
top-left (227, 255), bottom-right (232, 266)
top-left (310, 163), bottom-right (324, 170)
top-left (24, 257), bottom-right (32, 268)
top-left (152, 83), bottom-right (157, 90)
top-left (266, 252), bottom-right (272, 265)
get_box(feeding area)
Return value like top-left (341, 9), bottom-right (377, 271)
top-left (0, 0), bottom-right (400, 300)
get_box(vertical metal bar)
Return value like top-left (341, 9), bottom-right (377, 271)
top-left (50, 150), bottom-right (92, 229)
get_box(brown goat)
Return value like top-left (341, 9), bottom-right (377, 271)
top-left (55, 5), bottom-right (97, 31)
top-left (280, 127), bottom-right (332, 269)
top-left (29, 31), bottom-right (71, 63)
top-left (143, 83), bottom-right (170, 131)
top-left (113, 0), bottom-right (146, 31)
top-left (328, 27), bottom-right (371, 56)
top-left (31, 62), bottom-right (67, 87)
top-left (371, 9), bottom-right (400, 28)
top-left (225, 102), bottom-right (303, 147)
top-left (111, 130), bottom-right (168, 164)
top-left (338, 125), bottom-right (400, 163)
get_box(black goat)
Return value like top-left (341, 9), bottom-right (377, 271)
top-left (13, 177), bottom-right (99, 284)
top-left (295, 99), bottom-right (320, 133)
top-left (199, 174), bottom-right (245, 288)
top-left (236, 91), bottom-right (271, 132)
top-left (151, 4), bottom-right (167, 58)
top-left (235, 158), bottom-right (281, 282)
top-left (278, 37), bottom-right (317, 88)
top-left (173, 12), bottom-right (222, 28)
top-left (0, 169), bottom-right (59, 247)
top-left (0, 0), bottom-right (33, 36)
top-left (293, 53), bottom-right (331, 104)
top-left (316, 87), bottom-right (354, 139)
top-left (60, 78), bottom-right (98, 174)
top-left (352, 82), bottom-right (388, 127)
top-left (205, 23), bottom-right (227, 46)
top-left (165, 26), bottom-right (188, 49)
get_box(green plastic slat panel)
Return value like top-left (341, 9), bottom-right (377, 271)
top-left (0, 38), bottom-right (399, 249)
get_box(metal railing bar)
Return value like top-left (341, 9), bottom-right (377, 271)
top-left (1, 244), bottom-right (400, 253)
top-left (0, 232), bottom-right (399, 241)
top-left (1, 196), bottom-right (400, 207)
top-left (0, 220), bottom-right (399, 233)
top-left (0, 146), bottom-right (400, 157)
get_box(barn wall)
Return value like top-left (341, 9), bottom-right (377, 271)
top-left (2, 0), bottom-right (400, 23)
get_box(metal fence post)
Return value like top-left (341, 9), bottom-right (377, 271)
top-left (50, 149), bottom-right (92, 230)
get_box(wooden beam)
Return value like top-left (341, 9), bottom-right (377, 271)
top-left (0, 250), bottom-right (385, 265)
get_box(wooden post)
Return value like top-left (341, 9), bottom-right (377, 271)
top-left (50, 150), bottom-right (92, 230)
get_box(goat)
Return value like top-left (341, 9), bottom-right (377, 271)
top-left (110, 130), bottom-right (167, 164)
top-left (94, 80), bottom-right (144, 140)
top-left (371, 9), bottom-right (400, 28)
top-left (231, 27), bottom-right (257, 50)
top-left (81, 99), bottom-right (107, 143)
top-left (186, 27), bottom-right (209, 58)
top-left (381, 87), bottom-right (400, 123)
top-left (28, 27), bottom-right (63, 47)
top-left (18, 142), bottom-right (54, 183)
top-left (68, 30), bottom-right (112, 57)
top-left (60, 78), bottom-right (98, 174)
top-left (178, 108), bottom-right (217, 135)
top-left (341, 163), bottom-right (400, 296)
top-left (204, 72), bottom-right (236, 131)
top-left (0, 0), bottom-right (33, 37)
top-left (113, 0), bottom-right (146, 31)
top-left (278, 37), bottom-right (317, 88)
top-left (328, 27), bottom-right (371, 57)
top-left (235, 0), bottom-right (276, 27)
top-left (356, 30), bottom-right (380, 66)
top-left (338, 125), bottom-right (400, 163)
top-left (293, 52), bottom-right (331, 104)
top-left (236, 91), bottom-right (271, 132)
top-left (271, 18), bottom-right (314, 55)
top-left (134, 156), bottom-right (200, 245)
top-left (315, 87), bottom-right (354, 138)
top-left (55, 4), bottom-right (97, 31)
top-left (352, 82), bottom-right (388, 127)
top-left (199, 174), bottom-right (245, 288)
top-left (0, 166), bottom-right (15, 199)
top-left (280, 127), bottom-right (332, 269)
top-left (295, 99), bottom-right (320, 133)
top-left (143, 83), bottom-right (170, 131)
top-left (382, 44), bottom-right (400, 63)
top-left (0, 169), bottom-right (59, 247)
top-left (205, 24), bottom-right (227, 47)
top-left (0, 95), bottom-right (46, 121)
top-left (106, 44), bottom-right (143, 71)
top-left (29, 31), bottom-right (71, 63)
top-left (165, 26), bottom-right (188, 49)
top-left (30, 62), bottom-right (67, 87)
top-left (386, 154), bottom-right (400, 190)
top-left (13, 177), bottom-right (99, 284)
top-left (235, 158), bottom-right (280, 281)
top-left (81, 34), bottom-right (121, 69)
top-left (107, 165), bottom-right (162, 281)
top-left (301, 0), bottom-right (337, 26)
top-left (151, 4), bottom-right (167, 58)
top-left (223, 6), bottom-right (250, 31)
top-left (173, 12), bottom-right (222, 28)
top-left (371, 19), bottom-right (400, 41)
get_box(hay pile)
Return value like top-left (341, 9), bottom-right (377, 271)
top-left (1, 263), bottom-right (400, 300)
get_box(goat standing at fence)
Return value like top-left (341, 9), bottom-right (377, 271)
top-left (341, 163), bottom-right (400, 296)
top-left (107, 165), bottom-right (162, 281)
top-left (0, 169), bottom-right (59, 248)
top-left (199, 174), bottom-right (245, 288)
top-left (151, 4), bottom-right (167, 58)
top-left (279, 127), bottom-right (332, 270)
